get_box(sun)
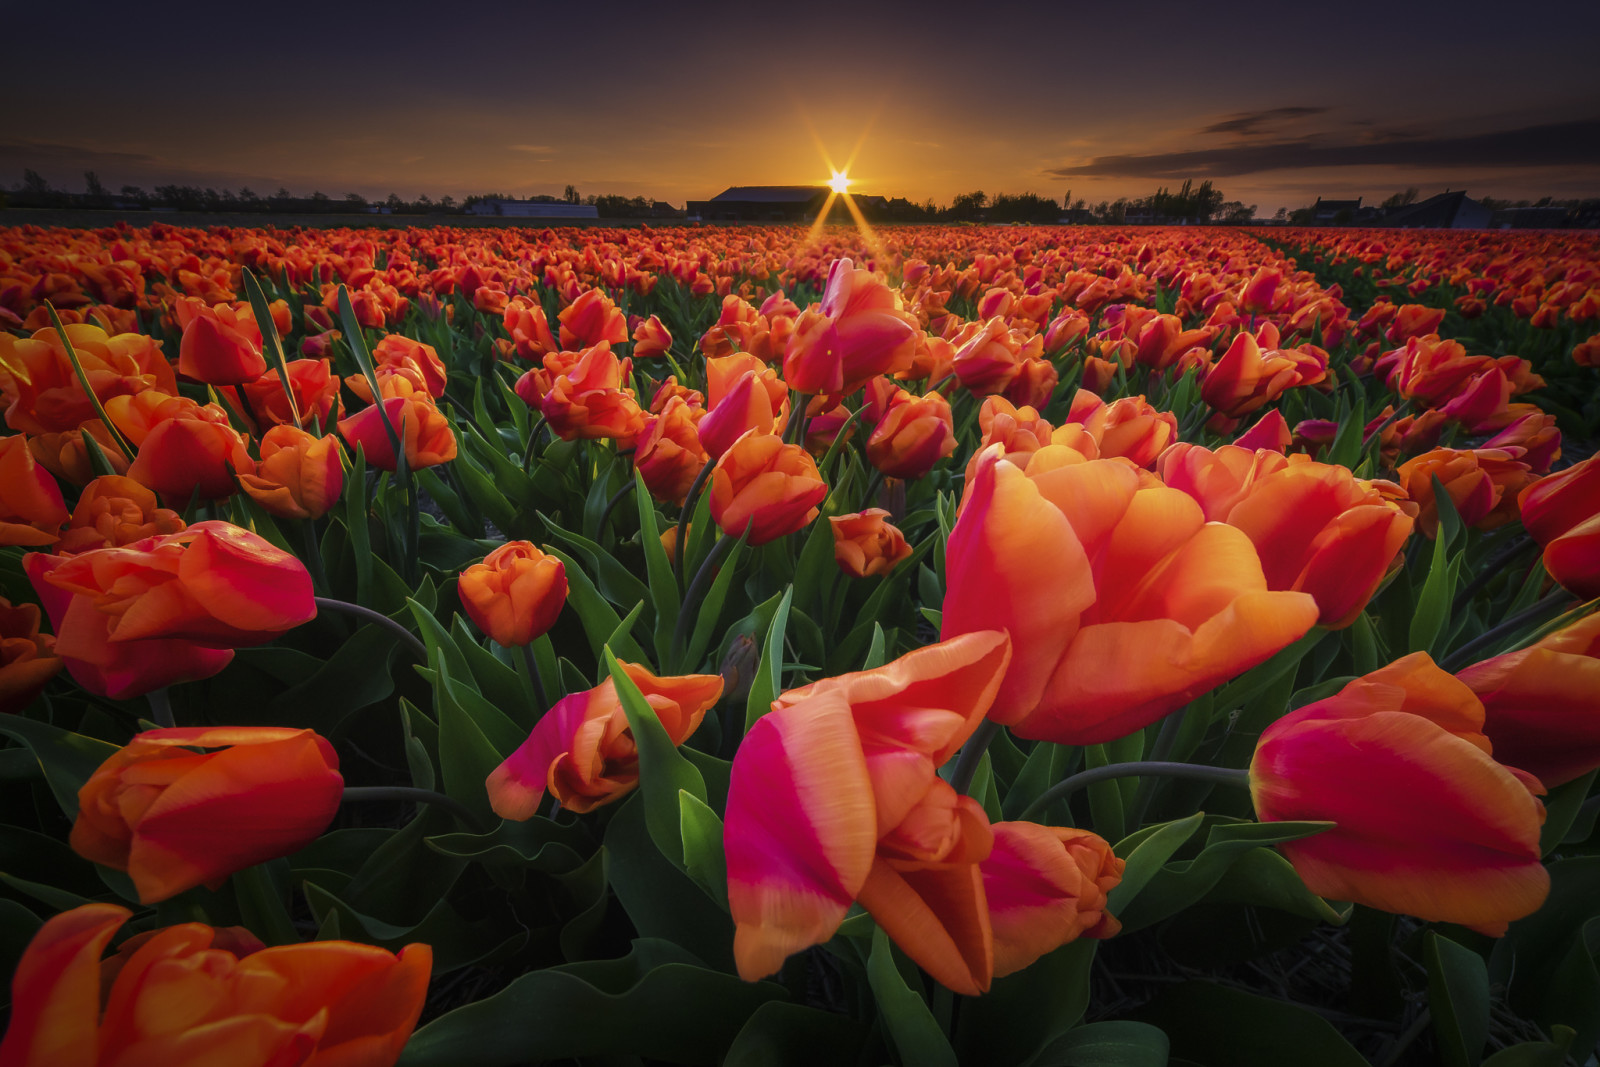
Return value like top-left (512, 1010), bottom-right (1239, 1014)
top-left (828, 170), bottom-right (852, 195)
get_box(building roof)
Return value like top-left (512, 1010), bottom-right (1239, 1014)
top-left (708, 186), bottom-right (828, 203)
top-left (1382, 190), bottom-right (1479, 228)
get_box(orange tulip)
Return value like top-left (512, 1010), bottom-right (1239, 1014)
top-left (943, 448), bottom-right (1319, 744)
top-left (866, 389), bottom-right (956, 479)
top-left (504, 296), bottom-right (558, 360)
top-left (23, 520), bottom-right (316, 699)
top-left (486, 662), bottom-right (722, 816)
top-left (635, 396), bottom-right (708, 505)
top-left (1517, 455), bottom-right (1600, 599)
top-left (1385, 302), bottom-right (1446, 343)
top-left (1066, 392), bottom-right (1177, 469)
top-left (105, 394), bottom-right (255, 503)
top-left (176, 301), bottom-right (266, 385)
top-left (0, 434), bottom-right (68, 547)
top-left (1195, 452), bottom-right (1417, 628)
top-left (238, 425), bottom-right (345, 520)
top-left (966, 396), bottom-right (1053, 480)
top-left (708, 432), bottom-right (827, 546)
top-left (26, 421), bottom-right (131, 486)
top-left (631, 313), bottom-right (673, 359)
top-left (338, 395), bottom-right (457, 472)
top-left (1456, 612), bottom-right (1600, 788)
top-left (0, 903), bottom-right (430, 1067)
top-left (1397, 447), bottom-right (1536, 538)
top-left (0, 324), bottom-right (175, 435)
top-left (830, 509), bottom-right (913, 578)
top-left (558, 287), bottom-right (628, 350)
top-left (240, 358), bottom-right (341, 429)
top-left (1156, 443), bottom-right (1288, 522)
top-left (1004, 357), bottom-right (1058, 410)
top-left (1251, 653), bottom-right (1547, 935)
top-left (457, 541), bottom-right (567, 647)
top-left (538, 342), bottom-right (646, 444)
top-left (1201, 331), bottom-right (1326, 419)
top-left (71, 726), bottom-right (343, 903)
top-left (0, 598), bottom-right (61, 714)
top-left (781, 257), bottom-right (918, 394)
top-left (57, 475), bottom-right (185, 555)
top-left (951, 317), bottom-right (1026, 396)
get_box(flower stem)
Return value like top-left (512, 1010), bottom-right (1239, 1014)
top-left (674, 460), bottom-right (716, 592)
top-left (520, 642), bottom-right (549, 712)
top-left (147, 687), bottom-right (175, 728)
top-left (948, 719), bottom-right (1000, 796)
top-left (313, 596), bottom-right (428, 661)
top-left (1017, 761), bottom-right (1251, 823)
top-left (341, 785), bottom-right (487, 833)
top-left (672, 531), bottom-right (739, 668)
top-left (1439, 589), bottom-right (1579, 672)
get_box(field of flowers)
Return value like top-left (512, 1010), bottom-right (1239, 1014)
top-left (0, 218), bottom-right (1597, 1066)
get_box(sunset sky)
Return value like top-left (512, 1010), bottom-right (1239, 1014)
top-left (3, 0), bottom-right (1597, 216)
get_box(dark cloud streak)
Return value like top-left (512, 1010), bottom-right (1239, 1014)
top-left (1201, 107), bottom-right (1329, 136)
top-left (1049, 118), bottom-right (1600, 178)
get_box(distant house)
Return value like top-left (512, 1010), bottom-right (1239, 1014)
top-left (1312, 196), bottom-right (1363, 224)
top-left (464, 198), bottom-right (599, 219)
top-left (1380, 191), bottom-right (1491, 229)
top-left (1494, 205), bottom-right (1571, 229)
top-left (686, 186), bottom-right (829, 221)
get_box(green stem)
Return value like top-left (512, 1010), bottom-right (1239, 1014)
top-left (672, 532), bottom-right (739, 666)
top-left (597, 481), bottom-right (635, 537)
top-left (520, 642), bottom-right (549, 713)
top-left (1017, 761), bottom-right (1251, 823)
top-left (300, 519), bottom-right (329, 596)
top-left (1450, 535), bottom-right (1535, 614)
top-left (674, 460), bottom-right (716, 592)
top-left (341, 785), bottom-right (487, 833)
top-left (313, 597), bottom-right (428, 661)
top-left (232, 862), bottom-right (300, 946)
top-left (147, 687), bottom-right (175, 729)
top-left (785, 393), bottom-right (814, 445)
top-left (1438, 590), bottom-right (1578, 672)
top-left (948, 720), bottom-right (1000, 797)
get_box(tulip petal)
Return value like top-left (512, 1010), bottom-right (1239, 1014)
top-left (943, 451), bottom-right (1091, 721)
top-left (0, 903), bottom-right (128, 1067)
top-left (856, 858), bottom-right (993, 997)
top-left (726, 691), bottom-right (876, 981)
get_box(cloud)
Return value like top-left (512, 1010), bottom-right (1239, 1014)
top-left (508, 144), bottom-right (553, 153)
top-left (0, 140), bottom-right (155, 165)
top-left (1201, 107), bottom-right (1329, 137)
top-left (1046, 118), bottom-right (1600, 179)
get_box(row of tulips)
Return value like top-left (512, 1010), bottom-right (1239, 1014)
top-left (1, 218), bottom-right (1598, 1067)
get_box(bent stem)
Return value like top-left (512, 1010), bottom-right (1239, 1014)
top-left (341, 785), bottom-right (488, 833)
top-left (314, 596), bottom-right (428, 661)
top-left (949, 719), bottom-right (1000, 797)
top-left (671, 531), bottom-right (739, 667)
top-left (1017, 761), bottom-right (1251, 824)
top-left (1438, 589), bottom-right (1579, 672)
top-left (674, 460), bottom-right (716, 592)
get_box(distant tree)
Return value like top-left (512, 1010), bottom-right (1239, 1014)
top-left (439, 195), bottom-right (455, 211)
top-left (22, 169), bottom-right (51, 197)
top-left (1289, 206), bottom-right (1315, 225)
top-left (311, 190), bottom-right (331, 202)
top-left (345, 192), bottom-right (368, 211)
top-left (119, 185), bottom-right (149, 205)
top-left (1273, 207), bottom-right (1288, 222)
top-left (1380, 187), bottom-right (1419, 212)
top-left (563, 184), bottom-right (580, 204)
top-left (948, 191), bottom-right (987, 220)
top-left (1215, 201), bottom-right (1256, 224)
top-left (386, 193), bottom-right (404, 212)
top-left (84, 171), bottom-right (107, 199)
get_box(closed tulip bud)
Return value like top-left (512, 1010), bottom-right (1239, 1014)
top-left (175, 301), bottom-right (267, 385)
top-left (951, 318), bottom-right (1024, 396)
top-left (1251, 653), bottom-right (1548, 935)
top-left (558, 288), bottom-right (628, 350)
top-left (0, 598), bottom-right (61, 714)
top-left (1202, 332), bottom-right (1327, 419)
top-left (636, 397), bottom-right (709, 505)
top-left (241, 357), bottom-right (341, 429)
top-left (458, 541), bottom-right (567, 647)
top-left (239, 425), bottom-right (345, 520)
top-left (631, 313), bottom-right (673, 359)
top-left (0, 903), bottom-right (430, 1067)
top-left (504, 296), bottom-right (559, 360)
top-left (107, 393), bottom-right (254, 502)
top-left (57, 475), bottom-right (185, 554)
top-left (25, 521), bottom-right (315, 699)
top-left (1517, 454), bottom-right (1600, 598)
top-left (338, 395), bottom-right (457, 472)
top-left (72, 726), bottom-right (342, 902)
top-left (1069, 393), bottom-right (1177, 469)
top-left (1456, 612), bottom-right (1600, 788)
top-left (1080, 355), bottom-right (1118, 396)
top-left (709, 432), bottom-right (826, 546)
top-left (699, 369), bottom-right (786, 459)
top-left (866, 391), bottom-right (956, 480)
top-left (831, 509), bottom-right (913, 578)
top-left (1233, 409), bottom-right (1292, 453)
top-left (1004, 357), bottom-right (1058, 410)
top-left (0, 435), bottom-right (68, 547)
top-left (1385, 303), bottom-right (1446, 343)
top-left (650, 375), bottom-right (705, 415)
top-left (487, 662), bottom-right (722, 816)
top-left (982, 822), bottom-right (1123, 977)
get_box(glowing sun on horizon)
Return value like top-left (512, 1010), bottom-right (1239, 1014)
top-left (828, 170), bottom-right (852, 194)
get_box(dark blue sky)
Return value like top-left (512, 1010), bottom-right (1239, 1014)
top-left (3, 0), bottom-right (1597, 213)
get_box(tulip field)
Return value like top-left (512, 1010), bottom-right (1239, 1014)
top-left (2, 218), bottom-right (1599, 1066)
